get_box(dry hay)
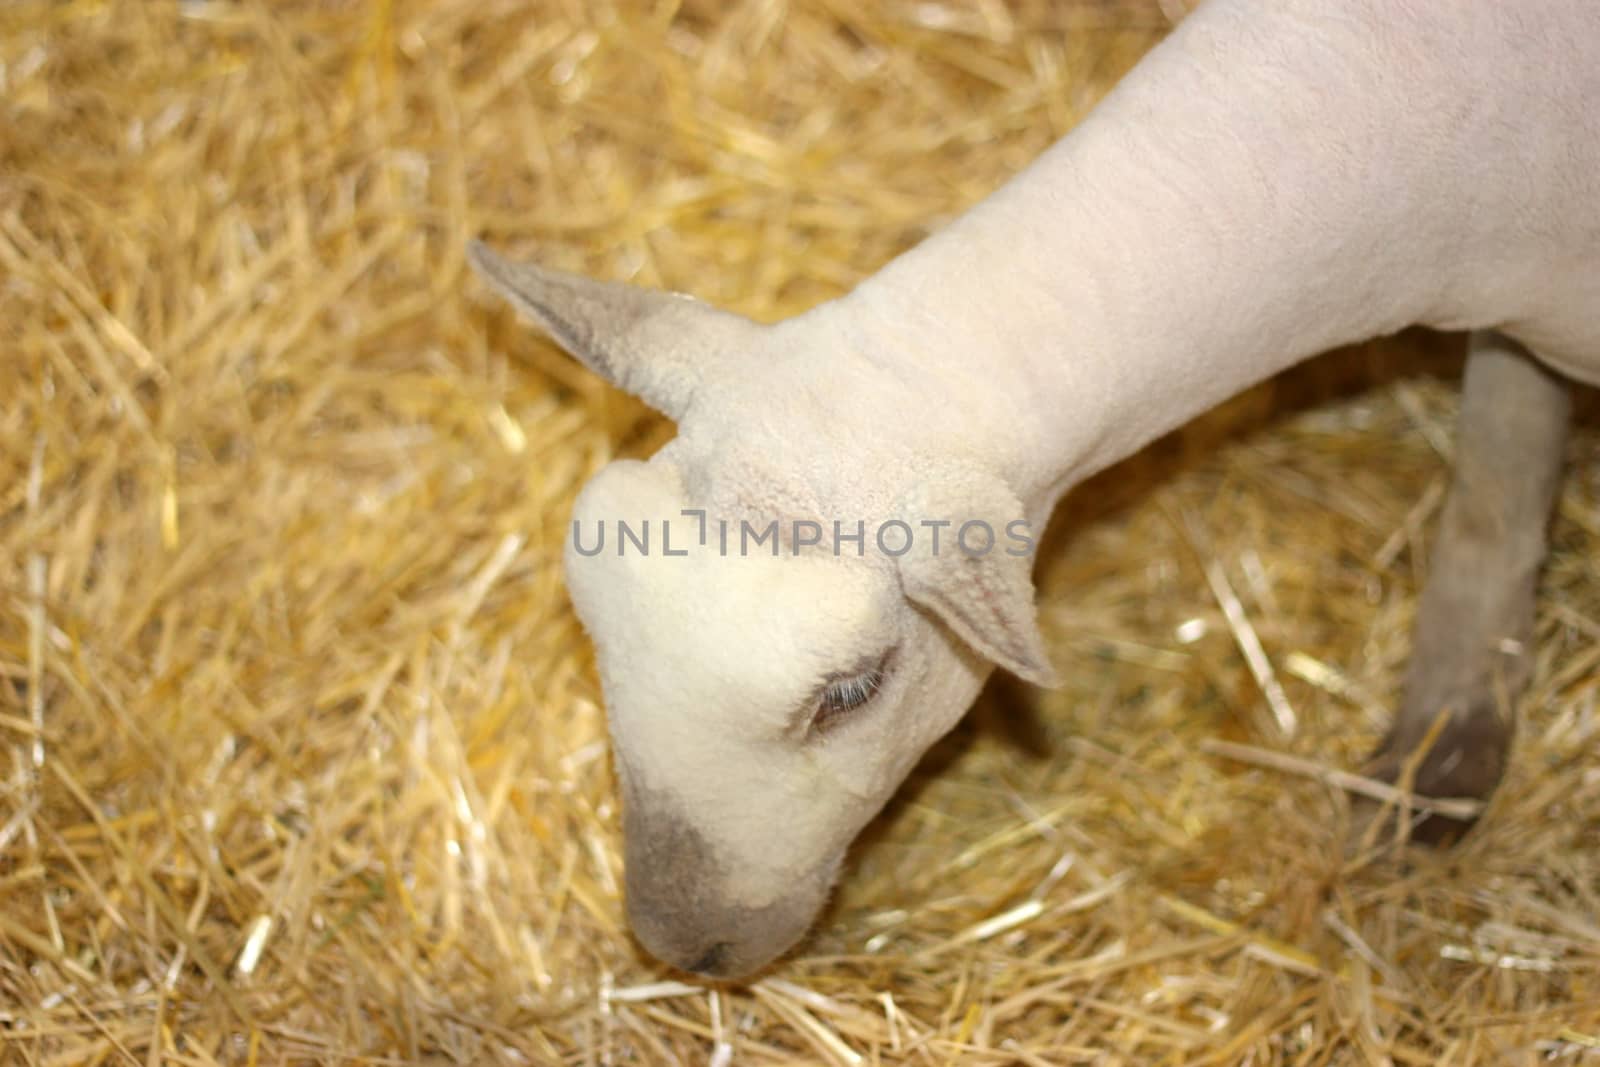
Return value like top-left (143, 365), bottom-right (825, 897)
top-left (2, 0), bottom-right (1598, 1063)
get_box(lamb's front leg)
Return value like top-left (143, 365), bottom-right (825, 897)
top-left (1367, 331), bottom-right (1572, 840)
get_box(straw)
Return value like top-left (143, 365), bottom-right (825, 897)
top-left (3, 0), bottom-right (1597, 1062)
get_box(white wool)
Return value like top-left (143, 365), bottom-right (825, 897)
top-left (473, 0), bottom-right (1600, 976)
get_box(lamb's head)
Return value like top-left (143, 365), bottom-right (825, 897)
top-left (470, 243), bottom-right (1057, 978)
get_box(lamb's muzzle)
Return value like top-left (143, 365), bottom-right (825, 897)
top-left (622, 794), bottom-right (835, 978)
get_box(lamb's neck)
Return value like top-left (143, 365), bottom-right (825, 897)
top-left (836, 0), bottom-right (1478, 512)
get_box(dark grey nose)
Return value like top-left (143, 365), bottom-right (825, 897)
top-left (621, 795), bottom-right (825, 980)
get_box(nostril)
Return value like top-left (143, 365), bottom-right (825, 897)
top-left (686, 941), bottom-right (732, 976)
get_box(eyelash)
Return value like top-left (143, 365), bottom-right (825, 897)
top-left (810, 658), bottom-right (890, 735)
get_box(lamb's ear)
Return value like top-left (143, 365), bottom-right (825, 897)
top-left (467, 240), bottom-right (758, 419)
top-left (896, 467), bottom-right (1060, 688)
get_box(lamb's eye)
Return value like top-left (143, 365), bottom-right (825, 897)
top-left (810, 654), bottom-right (892, 735)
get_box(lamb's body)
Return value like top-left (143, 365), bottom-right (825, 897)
top-left (471, 0), bottom-right (1600, 979)
top-left (841, 0), bottom-right (1600, 509)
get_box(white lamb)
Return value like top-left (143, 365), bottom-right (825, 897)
top-left (470, 0), bottom-right (1600, 978)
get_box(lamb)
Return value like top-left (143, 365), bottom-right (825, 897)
top-left (469, 0), bottom-right (1600, 979)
